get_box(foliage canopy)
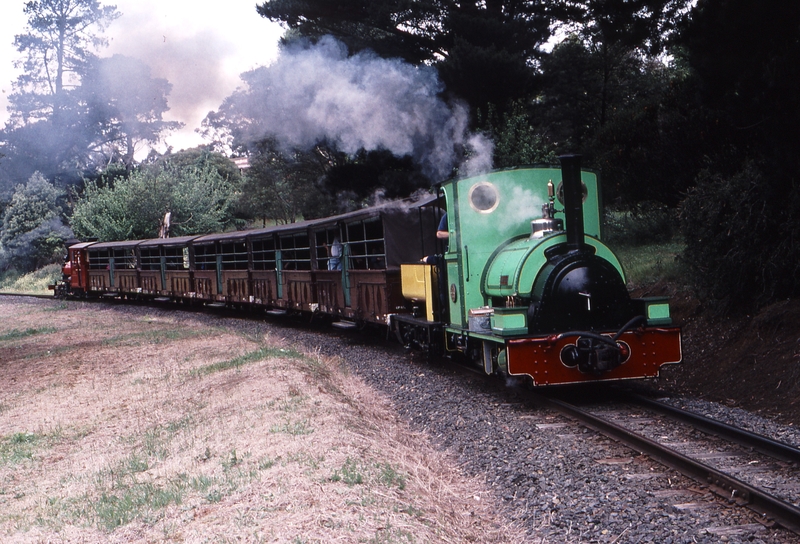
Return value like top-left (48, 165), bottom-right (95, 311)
top-left (674, 0), bottom-right (800, 311)
top-left (256, 0), bottom-right (551, 116)
top-left (11, 0), bottom-right (121, 122)
top-left (0, 172), bottom-right (72, 272)
top-left (1, 2), bottom-right (180, 192)
top-left (3, 0), bottom-right (800, 316)
top-left (70, 162), bottom-right (241, 241)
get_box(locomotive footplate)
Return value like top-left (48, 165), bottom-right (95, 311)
top-left (506, 327), bottom-right (682, 386)
top-left (390, 314), bottom-right (444, 354)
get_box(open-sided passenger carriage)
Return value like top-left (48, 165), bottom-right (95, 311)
top-left (57, 195), bottom-right (443, 326)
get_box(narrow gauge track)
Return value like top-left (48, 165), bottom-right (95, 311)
top-left (0, 292), bottom-right (60, 300)
top-left (533, 392), bottom-right (800, 535)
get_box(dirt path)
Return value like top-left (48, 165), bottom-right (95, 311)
top-left (0, 298), bottom-right (521, 543)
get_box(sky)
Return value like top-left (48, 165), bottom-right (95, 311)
top-left (0, 0), bottom-right (284, 153)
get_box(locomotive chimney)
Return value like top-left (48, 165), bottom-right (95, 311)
top-left (560, 154), bottom-right (585, 251)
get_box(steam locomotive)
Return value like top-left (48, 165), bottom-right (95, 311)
top-left (54, 156), bottom-right (681, 386)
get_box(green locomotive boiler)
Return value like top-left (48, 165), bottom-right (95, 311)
top-left (392, 156), bottom-right (682, 386)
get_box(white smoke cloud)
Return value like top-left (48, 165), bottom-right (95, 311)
top-left (224, 36), bottom-right (493, 181)
top-left (462, 133), bottom-right (495, 178)
top-left (498, 185), bottom-right (545, 231)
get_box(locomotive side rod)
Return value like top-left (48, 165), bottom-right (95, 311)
top-left (531, 393), bottom-right (800, 535)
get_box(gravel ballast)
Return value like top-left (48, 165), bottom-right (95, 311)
top-left (302, 322), bottom-right (799, 543)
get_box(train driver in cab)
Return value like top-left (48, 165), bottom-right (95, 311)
top-left (422, 212), bottom-right (448, 264)
top-left (436, 212), bottom-right (449, 240)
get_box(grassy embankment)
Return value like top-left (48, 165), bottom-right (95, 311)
top-left (0, 298), bottom-right (521, 542)
top-left (614, 241), bottom-right (685, 289)
top-left (0, 264), bottom-right (61, 295)
top-left (604, 205), bottom-right (686, 289)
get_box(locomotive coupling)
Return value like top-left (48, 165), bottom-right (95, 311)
top-left (557, 315), bottom-right (643, 374)
top-left (560, 336), bottom-right (629, 374)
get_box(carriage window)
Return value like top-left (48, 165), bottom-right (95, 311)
top-left (251, 237), bottom-right (276, 270)
top-left (111, 248), bottom-right (137, 269)
top-left (88, 249), bottom-right (110, 270)
top-left (163, 246), bottom-right (188, 270)
top-left (220, 241), bottom-right (248, 270)
top-left (315, 227), bottom-right (342, 270)
top-left (194, 244), bottom-right (217, 270)
top-left (279, 232), bottom-right (311, 270)
top-left (139, 248), bottom-right (161, 271)
top-left (345, 217), bottom-right (385, 270)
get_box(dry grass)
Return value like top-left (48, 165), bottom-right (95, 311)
top-left (0, 264), bottom-right (62, 295)
top-left (0, 298), bottom-right (525, 543)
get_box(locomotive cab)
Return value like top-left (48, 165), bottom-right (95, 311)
top-left (51, 242), bottom-right (93, 296)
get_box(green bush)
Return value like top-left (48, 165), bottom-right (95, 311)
top-left (0, 263), bottom-right (62, 294)
top-left (614, 242), bottom-right (685, 288)
top-left (604, 201), bottom-right (678, 246)
top-left (0, 173), bottom-right (72, 273)
top-left (71, 163), bottom-right (240, 242)
top-left (679, 161), bottom-right (800, 313)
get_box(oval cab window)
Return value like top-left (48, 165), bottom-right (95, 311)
top-left (468, 182), bottom-right (499, 213)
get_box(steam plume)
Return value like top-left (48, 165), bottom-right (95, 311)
top-left (220, 36), bottom-right (493, 181)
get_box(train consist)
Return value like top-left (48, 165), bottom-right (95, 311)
top-left (54, 156), bottom-right (681, 386)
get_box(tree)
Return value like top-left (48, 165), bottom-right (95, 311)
top-left (436, 0), bottom-right (550, 118)
top-left (536, 36), bottom-right (649, 149)
top-left (0, 116), bottom-right (92, 192)
top-left (70, 163), bottom-right (241, 241)
top-left (679, 0), bottom-right (800, 172)
top-left (256, 0), bottom-right (448, 65)
top-left (1, 1), bottom-right (122, 192)
top-left (155, 147), bottom-right (243, 186)
top-left (239, 140), bottom-right (339, 225)
top-left (256, 0), bottom-right (551, 116)
top-left (0, 172), bottom-right (73, 272)
top-left (1, 54), bottom-right (181, 190)
top-left (589, 64), bottom-right (707, 207)
top-left (674, 0), bottom-right (800, 312)
top-left (481, 101), bottom-right (557, 169)
top-left (10, 0), bottom-right (120, 124)
top-left (320, 148), bottom-right (428, 205)
top-left (556, 0), bottom-right (690, 57)
top-left (530, 30), bottom-right (706, 207)
top-left (76, 55), bottom-right (182, 168)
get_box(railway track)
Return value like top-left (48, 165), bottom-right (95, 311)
top-left (0, 291), bottom-right (58, 299)
top-left (533, 391), bottom-right (800, 535)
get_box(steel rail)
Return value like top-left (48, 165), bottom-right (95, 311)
top-left (627, 393), bottom-right (800, 464)
top-left (0, 292), bottom-right (58, 299)
top-left (533, 394), bottom-right (800, 535)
